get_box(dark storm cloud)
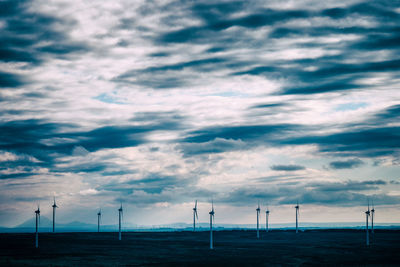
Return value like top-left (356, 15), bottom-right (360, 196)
top-left (0, 71), bottom-right (25, 88)
top-left (238, 58), bottom-right (400, 95)
top-left (309, 180), bottom-right (386, 192)
top-left (284, 126), bottom-right (400, 158)
top-left (146, 0), bottom-right (400, 93)
top-left (97, 172), bottom-right (211, 204)
top-left (218, 179), bottom-right (394, 206)
top-left (329, 158), bottom-right (365, 169)
top-left (374, 104), bottom-right (400, 123)
top-left (178, 138), bottom-right (246, 156)
top-left (158, 8), bottom-right (311, 44)
top-left (183, 124), bottom-right (300, 143)
top-left (0, 0), bottom-right (89, 62)
top-left (178, 124), bottom-right (303, 156)
top-left (249, 103), bottom-right (287, 109)
top-left (0, 0), bottom-right (89, 87)
top-left (271, 164), bottom-right (305, 171)
top-left (114, 57), bottom-right (228, 89)
top-left (0, 113), bottom-right (186, 178)
top-left (0, 172), bottom-right (38, 180)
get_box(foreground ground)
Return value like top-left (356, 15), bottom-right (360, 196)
top-left (0, 230), bottom-right (399, 266)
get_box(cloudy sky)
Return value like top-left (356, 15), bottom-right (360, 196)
top-left (1, 0), bottom-right (400, 227)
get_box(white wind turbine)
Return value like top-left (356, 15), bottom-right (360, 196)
top-left (266, 205), bottom-right (270, 233)
top-left (256, 202), bottom-right (260, 239)
top-left (35, 205), bottom-right (40, 248)
top-left (193, 200), bottom-right (198, 232)
top-left (371, 200), bottom-right (375, 234)
top-left (52, 197), bottom-right (58, 233)
top-left (295, 201), bottom-right (300, 233)
top-left (118, 203), bottom-right (123, 241)
top-left (365, 200), bottom-right (371, 246)
top-left (209, 200), bottom-right (215, 249)
top-left (97, 209), bottom-right (102, 233)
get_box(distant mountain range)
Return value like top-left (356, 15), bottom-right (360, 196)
top-left (0, 216), bottom-right (399, 233)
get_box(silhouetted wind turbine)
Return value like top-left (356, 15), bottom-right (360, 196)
top-left (266, 205), bottom-right (270, 233)
top-left (371, 200), bottom-right (375, 234)
top-left (365, 200), bottom-right (371, 246)
top-left (35, 205), bottom-right (40, 248)
top-left (256, 201), bottom-right (260, 239)
top-left (209, 200), bottom-right (215, 249)
top-left (193, 200), bottom-right (198, 232)
top-left (52, 197), bottom-right (58, 233)
top-left (118, 203), bottom-right (123, 240)
top-left (97, 209), bottom-right (101, 233)
top-left (295, 201), bottom-right (300, 233)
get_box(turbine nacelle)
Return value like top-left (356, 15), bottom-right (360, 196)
top-left (193, 200), bottom-right (198, 219)
top-left (52, 197), bottom-right (58, 208)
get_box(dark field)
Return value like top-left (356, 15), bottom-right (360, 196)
top-left (1, 230), bottom-right (399, 266)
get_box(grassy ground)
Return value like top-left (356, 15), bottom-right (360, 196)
top-left (0, 229), bottom-right (399, 266)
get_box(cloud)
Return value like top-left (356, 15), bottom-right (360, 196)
top-left (0, 71), bottom-right (25, 88)
top-left (178, 138), bottom-right (246, 156)
top-left (329, 158), bottom-right (365, 169)
top-left (0, 0), bottom-right (89, 88)
top-left (271, 164), bottom-right (305, 171)
top-left (218, 179), bottom-right (394, 206)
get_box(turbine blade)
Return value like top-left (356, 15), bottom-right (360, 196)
top-left (195, 210), bottom-right (198, 220)
top-left (195, 200), bottom-right (197, 209)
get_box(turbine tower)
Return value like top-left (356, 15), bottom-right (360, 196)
top-left (52, 197), bottom-right (58, 233)
top-left (209, 201), bottom-right (215, 249)
top-left (97, 209), bottom-right (101, 233)
top-left (295, 201), bottom-right (300, 233)
top-left (365, 201), bottom-right (370, 246)
top-left (193, 200), bottom-right (198, 232)
top-left (371, 200), bottom-right (375, 234)
top-left (256, 202), bottom-right (260, 239)
top-left (266, 205), bottom-right (270, 233)
top-left (118, 203), bottom-right (123, 241)
top-left (35, 205), bottom-right (40, 248)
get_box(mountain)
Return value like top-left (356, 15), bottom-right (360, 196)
top-left (17, 216), bottom-right (53, 228)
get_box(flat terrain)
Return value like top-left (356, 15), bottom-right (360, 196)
top-left (0, 230), bottom-right (399, 266)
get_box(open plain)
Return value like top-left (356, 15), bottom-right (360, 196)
top-left (1, 230), bottom-right (399, 266)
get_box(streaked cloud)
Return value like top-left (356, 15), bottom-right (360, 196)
top-left (0, 0), bottom-right (399, 226)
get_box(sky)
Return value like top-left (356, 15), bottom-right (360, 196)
top-left (0, 0), bottom-right (400, 228)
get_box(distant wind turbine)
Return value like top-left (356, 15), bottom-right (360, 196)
top-left (35, 205), bottom-right (40, 248)
top-left (97, 209), bottom-right (101, 233)
top-left (266, 205), bottom-right (270, 233)
top-left (295, 201), bottom-right (300, 233)
top-left (193, 200), bottom-right (198, 232)
top-left (209, 200), bottom-right (215, 249)
top-left (256, 202), bottom-right (260, 239)
top-left (371, 200), bottom-right (375, 234)
top-left (118, 203), bottom-right (123, 240)
top-left (365, 200), bottom-right (371, 246)
top-left (52, 197), bottom-right (58, 233)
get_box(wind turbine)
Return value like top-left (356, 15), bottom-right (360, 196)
top-left (35, 205), bottom-right (40, 248)
top-left (52, 197), bottom-right (58, 233)
top-left (365, 200), bottom-right (371, 246)
top-left (295, 201), bottom-right (300, 234)
top-left (256, 201), bottom-right (260, 239)
top-left (193, 200), bottom-right (198, 232)
top-left (209, 200), bottom-right (215, 249)
top-left (266, 205), bottom-right (270, 233)
top-left (371, 200), bottom-right (375, 234)
top-left (118, 203), bottom-right (123, 241)
top-left (97, 209), bottom-right (101, 233)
